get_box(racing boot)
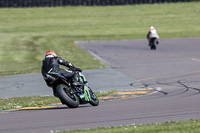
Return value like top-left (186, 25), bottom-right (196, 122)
top-left (72, 72), bottom-right (84, 87)
top-left (72, 75), bottom-right (84, 93)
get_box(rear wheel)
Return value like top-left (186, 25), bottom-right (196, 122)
top-left (153, 44), bottom-right (156, 50)
top-left (151, 44), bottom-right (156, 50)
top-left (88, 87), bottom-right (99, 106)
top-left (56, 84), bottom-right (79, 108)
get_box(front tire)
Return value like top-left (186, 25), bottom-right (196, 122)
top-left (88, 87), bottom-right (99, 106)
top-left (56, 84), bottom-right (79, 108)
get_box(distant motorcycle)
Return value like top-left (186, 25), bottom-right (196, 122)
top-left (149, 38), bottom-right (159, 50)
top-left (43, 69), bottom-right (99, 108)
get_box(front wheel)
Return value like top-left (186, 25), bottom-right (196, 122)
top-left (88, 87), bottom-right (99, 106)
top-left (56, 84), bottom-right (79, 108)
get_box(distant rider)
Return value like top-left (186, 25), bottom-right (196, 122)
top-left (41, 51), bottom-right (83, 87)
top-left (147, 26), bottom-right (160, 46)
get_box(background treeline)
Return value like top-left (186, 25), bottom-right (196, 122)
top-left (0, 0), bottom-right (199, 7)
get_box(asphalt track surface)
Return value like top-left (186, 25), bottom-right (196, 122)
top-left (1, 37), bottom-right (200, 133)
top-left (0, 68), bottom-right (145, 98)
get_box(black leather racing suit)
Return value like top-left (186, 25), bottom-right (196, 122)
top-left (41, 56), bottom-right (80, 83)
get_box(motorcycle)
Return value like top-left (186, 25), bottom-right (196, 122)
top-left (43, 69), bottom-right (99, 108)
top-left (149, 38), bottom-right (159, 50)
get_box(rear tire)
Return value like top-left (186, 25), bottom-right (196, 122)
top-left (151, 44), bottom-right (156, 50)
top-left (56, 84), bottom-right (79, 108)
top-left (88, 87), bottom-right (99, 106)
top-left (154, 44), bottom-right (156, 50)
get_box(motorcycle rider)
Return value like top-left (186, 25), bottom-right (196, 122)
top-left (41, 51), bottom-right (83, 87)
top-left (147, 26), bottom-right (160, 46)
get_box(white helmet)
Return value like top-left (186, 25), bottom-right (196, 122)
top-left (150, 26), bottom-right (154, 30)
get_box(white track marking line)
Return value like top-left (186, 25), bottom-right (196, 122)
top-left (88, 50), bottom-right (108, 65)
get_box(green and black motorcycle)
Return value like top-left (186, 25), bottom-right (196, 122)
top-left (43, 69), bottom-right (99, 108)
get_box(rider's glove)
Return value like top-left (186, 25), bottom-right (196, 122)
top-left (76, 68), bottom-right (82, 72)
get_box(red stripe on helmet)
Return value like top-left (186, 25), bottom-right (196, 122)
top-left (46, 51), bottom-right (57, 56)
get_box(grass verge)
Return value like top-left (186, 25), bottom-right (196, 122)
top-left (57, 119), bottom-right (200, 133)
top-left (0, 90), bottom-right (116, 111)
top-left (0, 2), bottom-right (200, 75)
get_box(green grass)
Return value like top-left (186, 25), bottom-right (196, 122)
top-left (0, 96), bottom-right (60, 111)
top-left (0, 2), bottom-right (200, 75)
top-left (0, 36), bottom-right (107, 75)
top-left (0, 90), bottom-right (116, 111)
top-left (57, 120), bottom-right (200, 133)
